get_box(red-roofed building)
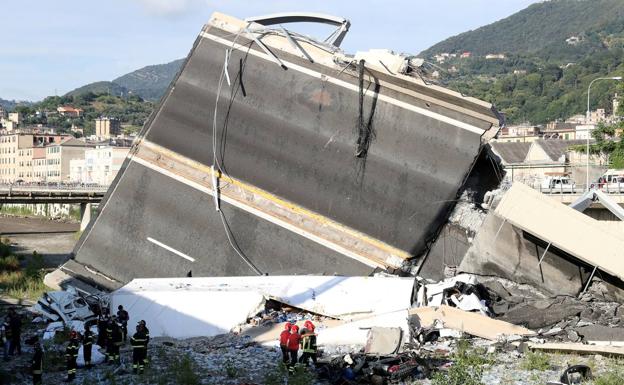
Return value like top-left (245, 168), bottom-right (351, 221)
top-left (57, 106), bottom-right (83, 117)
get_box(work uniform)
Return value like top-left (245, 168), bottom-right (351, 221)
top-left (65, 338), bottom-right (79, 381)
top-left (117, 309), bottom-right (129, 341)
top-left (141, 324), bottom-right (150, 365)
top-left (96, 317), bottom-right (107, 348)
top-left (286, 330), bottom-right (301, 371)
top-left (2, 321), bottom-right (10, 361)
top-left (279, 328), bottom-right (291, 363)
top-left (105, 321), bottom-right (114, 363)
top-left (8, 312), bottom-right (22, 356)
top-left (130, 329), bottom-right (148, 374)
top-left (110, 323), bottom-right (123, 364)
top-left (32, 345), bottom-right (43, 385)
top-left (82, 331), bottom-right (93, 368)
top-left (299, 332), bottom-right (317, 366)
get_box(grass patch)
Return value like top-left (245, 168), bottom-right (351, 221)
top-left (432, 340), bottom-right (494, 385)
top-left (521, 351), bottom-right (550, 371)
top-left (0, 239), bottom-right (48, 301)
top-left (170, 354), bottom-right (201, 385)
top-left (594, 369), bottom-right (624, 385)
top-left (0, 204), bottom-right (35, 217)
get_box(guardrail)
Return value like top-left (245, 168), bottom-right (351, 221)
top-left (0, 183), bottom-right (109, 193)
top-left (530, 183), bottom-right (624, 195)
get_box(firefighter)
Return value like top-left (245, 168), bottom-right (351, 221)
top-left (1, 317), bottom-right (9, 361)
top-left (299, 327), bottom-right (317, 366)
top-left (138, 320), bottom-right (150, 365)
top-left (117, 305), bottom-right (129, 342)
top-left (303, 320), bottom-right (315, 333)
top-left (83, 328), bottom-right (93, 368)
top-left (31, 338), bottom-right (43, 385)
top-left (8, 308), bottom-right (22, 356)
top-left (278, 323), bottom-right (292, 363)
top-left (65, 331), bottom-right (79, 382)
top-left (105, 317), bottom-right (114, 364)
top-left (130, 325), bottom-right (148, 374)
top-left (286, 325), bottom-right (301, 372)
top-left (96, 315), bottom-right (107, 348)
top-left (110, 318), bottom-right (123, 365)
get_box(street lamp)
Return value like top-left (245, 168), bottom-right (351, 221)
top-left (585, 76), bottom-right (622, 190)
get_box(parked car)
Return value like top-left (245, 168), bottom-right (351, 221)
top-left (540, 176), bottom-right (576, 193)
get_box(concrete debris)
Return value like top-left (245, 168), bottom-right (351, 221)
top-left (415, 274), bottom-right (490, 316)
top-left (110, 276), bottom-right (414, 339)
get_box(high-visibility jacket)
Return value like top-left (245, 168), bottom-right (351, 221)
top-left (286, 333), bottom-right (301, 351)
top-left (301, 334), bottom-right (317, 353)
top-left (111, 324), bottom-right (123, 346)
top-left (83, 333), bottom-right (93, 348)
top-left (279, 330), bottom-right (290, 347)
top-left (65, 340), bottom-right (79, 360)
top-left (131, 330), bottom-right (148, 350)
top-left (32, 347), bottom-right (43, 374)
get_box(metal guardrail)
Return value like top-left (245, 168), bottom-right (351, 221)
top-left (530, 183), bottom-right (624, 195)
top-left (0, 183), bottom-right (109, 193)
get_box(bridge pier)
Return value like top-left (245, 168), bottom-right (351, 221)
top-left (80, 203), bottom-right (92, 232)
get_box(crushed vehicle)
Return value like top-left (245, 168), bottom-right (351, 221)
top-left (33, 286), bottom-right (108, 323)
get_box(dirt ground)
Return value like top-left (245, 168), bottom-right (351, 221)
top-left (0, 215), bottom-right (79, 267)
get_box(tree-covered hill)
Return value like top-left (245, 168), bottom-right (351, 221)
top-left (64, 59), bottom-right (184, 102)
top-left (420, 0), bottom-right (624, 62)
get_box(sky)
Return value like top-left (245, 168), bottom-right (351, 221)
top-left (1, 0), bottom-right (543, 101)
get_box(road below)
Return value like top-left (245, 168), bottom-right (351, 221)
top-left (0, 215), bottom-right (79, 267)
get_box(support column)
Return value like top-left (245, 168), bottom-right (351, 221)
top-left (80, 203), bottom-right (92, 232)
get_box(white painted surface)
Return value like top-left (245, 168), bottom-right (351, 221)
top-left (111, 276), bottom-right (414, 339)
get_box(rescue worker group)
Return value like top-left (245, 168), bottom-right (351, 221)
top-left (3, 304), bottom-right (320, 383)
top-left (2, 305), bottom-right (150, 384)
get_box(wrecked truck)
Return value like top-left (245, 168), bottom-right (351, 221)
top-left (33, 286), bottom-right (108, 323)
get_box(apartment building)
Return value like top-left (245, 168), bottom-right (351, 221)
top-left (95, 117), bottom-right (121, 139)
top-left (70, 144), bottom-right (130, 185)
top-left (0, 131), bottom-right (85, 183)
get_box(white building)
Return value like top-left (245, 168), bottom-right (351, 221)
top-left (70, 145), bottom-right (130, 185)
top-left (575, 124), bottom-right (596, 140)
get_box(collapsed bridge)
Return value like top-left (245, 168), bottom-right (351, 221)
top-left (61, 12), bottom-right (501, 289)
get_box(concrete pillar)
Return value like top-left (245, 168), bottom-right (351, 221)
top-left (80, 203), bottom-right (92, 232)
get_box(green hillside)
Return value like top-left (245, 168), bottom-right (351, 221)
top-left (113, 59), bottom-right (184, 101)
top-left (418, 0), bottom-right (624, 124)
top-left (65, 59), bottom-right (183, 102)
top-left (420, 0), bottom-right (624, 62)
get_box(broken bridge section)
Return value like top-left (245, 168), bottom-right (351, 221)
top-left (66, 12), bottom-right (500, 288)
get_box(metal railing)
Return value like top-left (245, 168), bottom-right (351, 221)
top-left (0, 182), bottom-right (109, 193)
top-left (530, 183), bottom-right (624, 195)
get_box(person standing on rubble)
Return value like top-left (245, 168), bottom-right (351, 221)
top-left (299, 326), bottom-right (317, 366)
top-left (130, 324), bottom-right (148, 374)
top-left (117, 305), bottom-right (129, 342)
top-left (82, 328), bottom-right (93, 368)
top-left (139, 320), bottom-right (150, 366)
top-left (279, 323), bottom-right (292, 363)
top-left (96, 315), bottom-right (107, 348)
top-left (65, 331), bottom-right (79, 382)
top-left (1, 317), bottom-right (9, 361)
top-left (109, 316), bottom-right (123, 365)
top-left (8, 308), bottom-right (22, 356)
top-left (286, 324), bottom-right (301, 372)
top-left (31, 337), bottom-right (43, 385)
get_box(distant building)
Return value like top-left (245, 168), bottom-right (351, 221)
top-left (513, 69), bottom-right (527, 75)
top-left (494, 124), bottom-right (540, 143)
top-left (565, 114), bottom-right (586, 124)
top-left (566, 36), bottom-right (582, 46)
top-left (460, 52), bottom-right (472, 59)
top-left (543, 122), bottom-right (576, 140)
top-left (57, 106), bottom-right (83, 117)
top-left (70, 143), bottom-right (130, 185)
top-left (95, 117), bottom-right (121, 139)
top-left (485, 53), bottom-right (506, 60)
top-left (614, 93), bottom-right (620, 118)
top-left (43, 138), bottom-right (94, 182)
top-left (8, 112), bottom-right (20, 124)
top-left (0, 106), bottom-right (6, 119)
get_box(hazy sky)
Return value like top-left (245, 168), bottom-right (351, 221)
top-left (1, 0), bottom-right (542, 101)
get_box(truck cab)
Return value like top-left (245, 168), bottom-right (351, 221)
top-left (540, 175), bottom-right (576, 193)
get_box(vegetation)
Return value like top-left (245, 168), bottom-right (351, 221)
top-left (594, 367), bottom-right (624, 385)
top-left (419, 0), bottom-right (624, 125)
top-left (421, 0), bottom-right (624, 61)
top-left (569, 121), bottom-right (624, 167)
top-left (14, 92), bottom-right (153, 136)
top-left (0, 239), bottom-right (47, 301)
top-left (520, 351), bottom-right (551, 371)
top-left (432, 340), bottom-right (494, 385)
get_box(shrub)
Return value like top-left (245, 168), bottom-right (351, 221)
top-left (521, 351), bottom-right (550, 371)
top-left (594, 369), bottom-right (624, 385)
top-left (171, 354), bottom-right (200, 385)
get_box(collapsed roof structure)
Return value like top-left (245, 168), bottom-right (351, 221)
top-left (61, 12), bottom-right (502, 289)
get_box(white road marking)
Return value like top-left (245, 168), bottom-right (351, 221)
top-left (132, 156), bottom-right (388, 269)
top-left (147, 237), bottom-right (196, 262)
top-left (199, 31), bottom-right (486, 136)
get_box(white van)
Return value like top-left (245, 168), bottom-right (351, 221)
top-left (595, 169), bottom-right (624, 193)
top-left (540, 176), bottom-right (576, 193)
